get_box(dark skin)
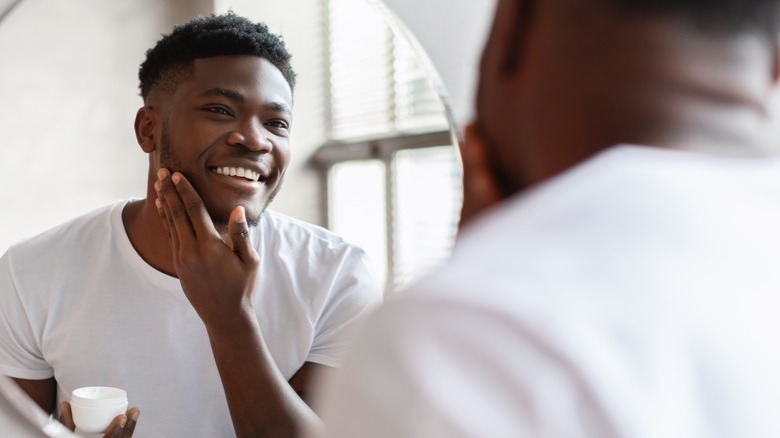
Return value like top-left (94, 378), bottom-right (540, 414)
top-left (15, 56), bottom-right (325, 437)
top-left (472, 0), bottom-right (780, 207)
top-left (458, 124), bottom-right (502, 228)
top-left (154, 169), bottom-right (322, 437)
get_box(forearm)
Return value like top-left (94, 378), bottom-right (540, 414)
top-left (206, 310), bottom-right (320, 438)
top-left (12, 377), bottom-right (57, 414)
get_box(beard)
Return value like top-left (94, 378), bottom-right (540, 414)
top-left (158, 123), bottom-right (282, 229)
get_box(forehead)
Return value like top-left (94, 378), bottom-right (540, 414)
top-left (173, 55), bottom-right (293, 108)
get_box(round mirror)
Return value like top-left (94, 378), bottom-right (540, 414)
top-left (0, 0), bottom-right (463, 293)
top-left (0, 0), bottom-right (472, 435)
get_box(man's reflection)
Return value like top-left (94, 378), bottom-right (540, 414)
top-left (0, 11), bottom-right (381, 437)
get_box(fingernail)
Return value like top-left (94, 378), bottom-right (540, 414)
top-left (236, 206), bottom-right (246, 223)
top-left (119, 416), bottom-right (127, 428)
top-left (155, 198), bottom-right (161, 208)
top-left (172, 173), bottom-right (181, 184)
top-left (154, 180), bottom-right (161, 192)
top-left (157, 168), bottom-right (166, 179)
top-left (130, 410), bottom-right (140, 421)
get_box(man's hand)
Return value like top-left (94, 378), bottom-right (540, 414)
top-left (459, 123), bottom-right (504, 231)
top-left (58, 401), bottom-right (139, 438)
top-left (154, 168), bottom-right (319, 437)
top-left (154, 168), bottom-right (260, 328)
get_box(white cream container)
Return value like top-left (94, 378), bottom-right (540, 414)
top-left (70, 386), bottom-right (128, 434)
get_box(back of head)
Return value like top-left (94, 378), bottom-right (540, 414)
top-left (476, 0), bottom-right (780, 195)
top-left (601, 0), bottom-right (780, 38)
top-left (138, 12), bottom-right (296, 102)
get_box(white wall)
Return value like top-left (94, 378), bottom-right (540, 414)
top-left (0, 0), bottom-right (331, 254)
top-left (0, 0), bottom-right (213, 253)
top-left (382, 0), bottom-right (496, 128)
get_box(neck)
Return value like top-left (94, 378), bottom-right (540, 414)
top-left (602, 25), bottom-right (774, 155)
top-left (517, 17), bottom-right (777, 188)
top-left (122, 198), bottom-right (178, 277)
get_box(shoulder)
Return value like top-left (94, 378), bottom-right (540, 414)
top-left (253, 210), bottom-right (381, 293)
top-left (4, 201), bottom-right (124, 266)
top-left (256, 209), bottom-right (362, 256)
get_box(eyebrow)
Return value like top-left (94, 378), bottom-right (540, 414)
top-left (263, 101), bottom-right (293, 116)
top-left (201, 88), bottom-right (292, 115)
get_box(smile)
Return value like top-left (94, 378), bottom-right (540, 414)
top-left (210, 166), bottom-right (263, 182)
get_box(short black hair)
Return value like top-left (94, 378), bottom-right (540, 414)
top-left (138, 12), bottom-right (296, 101)
top-left (602, 0), bottom-right (780, 37)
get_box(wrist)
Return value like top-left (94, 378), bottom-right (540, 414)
top-left (203, 304), bottom-right (259, 339)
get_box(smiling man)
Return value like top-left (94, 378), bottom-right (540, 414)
top-left (0, 13), bottom-right (381, 437)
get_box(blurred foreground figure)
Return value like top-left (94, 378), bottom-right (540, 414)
top-left (0, 0), bottom-right (21, 22)
top-left (316, 0), bottom-right (780, 436)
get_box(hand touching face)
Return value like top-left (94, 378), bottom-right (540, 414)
top-left (154, 168), bottom-right (261, 327)
top-left (459, 123), bottom-right (504, 231)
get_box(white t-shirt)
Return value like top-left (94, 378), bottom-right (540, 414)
top-left (317, 145), bottom-right (780, 438)
top-left (0, 200), bottom-right (382, 437)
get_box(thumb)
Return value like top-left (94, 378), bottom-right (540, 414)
top-left (228, 206), bottom-right (256, 262)
top-left (58, 401), bottom-right (76, 431)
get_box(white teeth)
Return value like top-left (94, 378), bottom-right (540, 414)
top-left (212, 167), bottom-right (261, 182)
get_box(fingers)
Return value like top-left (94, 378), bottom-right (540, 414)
top-left (170, 171), bottom-right (217, 238)
top-left (58, 401), bottom-right (75, 431)
top-left (228, 206), bottom-right (259, 264)
top-left (155, 168), bottom-right (196, 243)
top-left (459, 123), bottom-right (504, 229)
top-left (58, 402), bottom-right (139, 437)
top-left (155, 196), bottom-right (178, 244)
top-left (104, 407), bottom-right (139, 438)
top-left (104, 414), bottom-right (127, 438)
top-left (155, 185), bottom-right (180, 255)
top-left (155, 168), bottom-right (218, 240)
top-left (120, 407), bottom-right (140, 438)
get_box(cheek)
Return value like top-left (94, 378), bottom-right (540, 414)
top-left (275, 143), bottom-right (292, 170)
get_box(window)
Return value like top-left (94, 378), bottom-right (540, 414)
top-left (317, 0), bottom-right (462, 293)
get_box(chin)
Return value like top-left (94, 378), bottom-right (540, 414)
top-left (208, 203), bottom-right (267, 229)
top-left (243, 205), bottom-right (265, 227)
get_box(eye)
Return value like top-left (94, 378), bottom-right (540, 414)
top-left (203, 106), bottom-right (233, 117)
top-left (266, 120), bottom-right (290, 130)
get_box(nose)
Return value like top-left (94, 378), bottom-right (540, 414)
top-left (226, 119), bottom-right (273, 153)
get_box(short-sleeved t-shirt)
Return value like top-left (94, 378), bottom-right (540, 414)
top-left (0, 200), bottom-right (382, 437)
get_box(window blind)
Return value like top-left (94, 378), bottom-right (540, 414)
top-left (326, 0), bottom-right (449, 140)
top-left (324, 0), bottom-right (460, 292)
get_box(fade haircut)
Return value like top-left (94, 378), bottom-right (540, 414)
top-left (601, 0), bottom-right (780, 38)
top-left (505, 0), bottom-right (780, 74)
top-left (138, 12), bottom-right (296, 102)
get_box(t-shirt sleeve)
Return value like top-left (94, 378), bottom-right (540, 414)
top-left (306, 246), bottom-right (383, 368)
top-left (314, 288), bottom-right (607, 438)
top-left (0, 250), bottom-right (53, 380)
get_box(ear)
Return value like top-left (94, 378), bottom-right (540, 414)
top-left (134, 106), bottom-right (158, 153)
top-left (479, 0), bottom-right (533, 78)
top-left (772, 39), bottom-right (780, 86)
top-left (476, 0), bottom-right (533, 123)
